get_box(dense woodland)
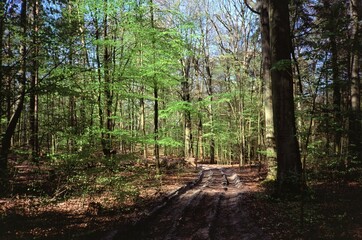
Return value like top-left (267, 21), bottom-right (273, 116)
top-left (0, 0), bottom-right (362, 238)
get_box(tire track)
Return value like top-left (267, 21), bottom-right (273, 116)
top-left (111, 167), bottom-right (269, 240)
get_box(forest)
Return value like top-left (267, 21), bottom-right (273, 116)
top-left (0, 0), bottom-right (361, 239)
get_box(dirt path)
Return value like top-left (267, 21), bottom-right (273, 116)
top-left (109, 166), bottom-right (269, 240)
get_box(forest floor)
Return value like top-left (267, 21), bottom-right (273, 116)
top-left (1, 158), bottom-right (362, 239)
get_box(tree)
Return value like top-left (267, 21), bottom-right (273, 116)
top-left (348, 0), bottom-right (362, 165)
top-left (260, 0), bottom-right (276, 180)
top-left (244, 0), bottom-right (277, 179)
top-left (149, 0), bottom-right (161, 174)
top-left (29, 0), bottom-right (40, 160)
top-left (0, 1), bottom-right (5, 130)
top-left (181, 57), bottom-right (193, 160)
top-left (0, 0), bottom-right (28, 193)
top-left (269, 0), bottom-right (302, 194)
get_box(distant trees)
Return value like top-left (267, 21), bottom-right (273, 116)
top-left (308, 0), bottom-right (362, 168)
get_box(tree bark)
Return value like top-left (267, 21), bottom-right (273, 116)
top-left (269, 0), bottom-right (302, 195)
top-left (181, 57), bottom-right (193, 160)
top-left (103, 0), bottom-right (113, 157)
top-left (140, 87), bottom-right (147, 159)
top-left (150, 0), bottom-right (160, 174)
top-left (348, 0), bottom-right (362, 165)
top-left (0, 1), bottom-right (5, 133)
top-left (206, 60), bottom-right (215, 164)
top-left (29, 0), bottom-right (39, 160)
top-left (260, 0), bottom-right (276, 180)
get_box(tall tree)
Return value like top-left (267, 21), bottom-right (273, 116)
top-left (150, 0), bottom-right (161, 174)
top-left (181, 57), bottom-right (193, 160)
top-left (201, 7), bottom-right (215, 164)
top-left (326, 1), bottom-right (343, 155)
top-left (269, 0), bottom-right (302, 194)
top-left (0, 1), bottom-right (5, 132)
top-left (245, 0), bottom-right (277, 179)
top-left (260, 0), bottom-right (276, 180)
top-left (348, 0), bottom-right (362, 165)
top-left (102, 0), bottom-right (113, 157)
top-left (0, 0), bottom-right (28, 193)
top-left (29, 0), bottom-right (40, 160)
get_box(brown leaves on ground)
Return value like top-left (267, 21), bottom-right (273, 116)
top-left (1, 161), bottom-right (362, 239)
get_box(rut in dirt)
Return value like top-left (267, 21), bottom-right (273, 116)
top-left (110, 166), bottom-right (269, 240)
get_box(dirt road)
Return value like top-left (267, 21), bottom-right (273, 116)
top-left (109, 166), bottom-right (269, 240)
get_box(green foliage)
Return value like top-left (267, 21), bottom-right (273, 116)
top-left (46, 153), bottom-right (150, 202)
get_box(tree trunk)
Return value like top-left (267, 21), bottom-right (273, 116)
top-left (95, 16), bottom-right (105, 156)
top-left (348, 0), bottom-right (362, 165)
top-left (150, 0), bottom-right (160, 174)
top-left (0, 0), bottom-right (27, 193)
top-left (182, 57), bottom-right (193, 160)
top-left (29, 0), bottom-right (39, 160)
top-left (140, 88), bottom-right (147, 159)
top-left (0, 1), bottom-right (5, 134)
top-left (269, 0), bottom-right (302, 195)
top-left (331, 34), bottom-right (342, 155)
top-left (260, 0), bottom-right (276, 180)
top-left (205, 57), bottom-right (215, 164)
top-left (103, 0), bottom-right (113, 157)
top-left (322, 0), bottom-right (342, 155)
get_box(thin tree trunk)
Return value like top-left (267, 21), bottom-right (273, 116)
top-left (67, 3), bottom-right (76, 153)
top-left (138, 42), bottom-right (147, 159)
top-left (331, 37), bottom-right (342, 154)
top-left (29, 0), bottom-right (39, 160)
top-left (150, 0), bottom-right (160, 174)
top-left (140, 87), bottom-right (147, 159)
top-left (0, 0), bottom-right (27, 193)
top-left (0, 1), bottom-right (5, 134)
top-left (103, 0), bottom-right (112, 157)
top-left (95, 17), bottom-right (105, 156)
top-left (205, 57), bottom-right (215, 164)
top-left (154, 84), bottom-right (160, 173)
top-left (182, 58), bottom-right (193, 160)
top-left (322, 0), bottom-right (342, 155)
top-left (348, 0), bottom-right (362, 165)
top-left (194, 59), bottom-right (204, 162)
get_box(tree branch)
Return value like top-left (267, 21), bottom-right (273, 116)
top-left (244, 0), bottom-right (260, 15)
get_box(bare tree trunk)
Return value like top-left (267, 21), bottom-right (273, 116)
top-left (103, 0), bottom-right (113, 157)
top-left (95, 0), bottom-right (113, 157)
top-left (29, 0), bottom-right (39, 160)
top-left (194, 59), bottom-right (204, 162)
top-left (269, 0), bottom-right (302, 195)
top-left (348, 0), bottom-right (362, 165)
top-left (150, 0), bottom-right (160, 174)
top-left (140, 88), bottom-right (147, 159)
top-left (260, 0), bottom-right (277, 180)
top-left (208, 95), bottom-right (215, 164)
top-left (205, 56), bottom-right (215, 164)
top-left (322, 0), bottom-right (342, 155)
top-left (181, 57), bottom-right (193, 160)
top-left (95, 15), bottom-right (106, 156)
top-left (0, 1), bottom-right (5, 134)
top-left (331, 37), bottom-right (342, 154)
